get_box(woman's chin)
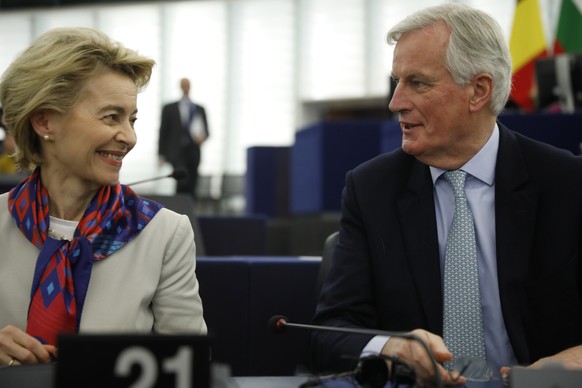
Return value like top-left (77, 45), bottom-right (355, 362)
top-left (96, 174), bottom-right (120, 187)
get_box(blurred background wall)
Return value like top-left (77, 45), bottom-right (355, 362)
top-left (0, 0), bottom-right (560, 195)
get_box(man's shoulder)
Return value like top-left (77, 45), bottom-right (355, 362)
top-left (193, 103), bottom-right (206, 111)
top-left (163, 101), bottom-right (180, 108)
top-left (347, 148), bottom-right (421, 189)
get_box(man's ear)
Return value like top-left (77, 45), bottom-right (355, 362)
top-left (469, 73), bottom-right (493, 113)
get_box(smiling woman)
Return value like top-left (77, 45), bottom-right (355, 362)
top-left (0, 27), bottom-right (207, 368)
top-left (32, 71), bottom-right (139, 198)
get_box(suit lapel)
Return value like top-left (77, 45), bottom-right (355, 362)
top-left (397, 160), bottom-right (443, 334)
top-left (494, 124), bottom-right (537, 362)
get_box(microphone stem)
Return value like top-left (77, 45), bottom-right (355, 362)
top-left (284, 322), bottom-right (411, 338)
top-left (126, 174), bottom-right (171, 186)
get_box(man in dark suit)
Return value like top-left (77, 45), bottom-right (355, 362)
top-left (158, 78), bottom-right (209, 197)
top-left (310, 3), bottom-right (582, 385)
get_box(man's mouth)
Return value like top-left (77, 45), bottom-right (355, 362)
top-left (401, 122), bottom-right (420, 130)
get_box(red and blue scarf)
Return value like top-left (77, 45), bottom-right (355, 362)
top-left (8, 168), bottom-right (162, 345)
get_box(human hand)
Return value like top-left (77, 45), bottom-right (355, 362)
top-left (530, 345), bottom-right (582, 370)
top-left (381, 328), bottom-right (465, 386)
top-left (0, 325), bottom-right (57, 366)
top-left (500, 344), bottom-right (582, 382)
top-left (193, 135), bottom-right (206, 145)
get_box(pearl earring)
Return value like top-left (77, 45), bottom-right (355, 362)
top-left (43, 135), bottom-right (49, 141)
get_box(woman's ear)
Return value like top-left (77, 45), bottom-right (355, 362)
top-left (469, 73), bottom-right (493, 113)
top-left (29, 110), bottom-right (52, 138)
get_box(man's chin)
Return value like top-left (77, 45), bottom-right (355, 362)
top-left (401, 141), bottom-right (420, 156)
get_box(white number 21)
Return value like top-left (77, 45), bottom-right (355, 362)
top-left (114, 346), bottom-right (193, 388)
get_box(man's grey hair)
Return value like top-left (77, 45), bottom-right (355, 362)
top-left (387, 3), bottom-right (512, 115)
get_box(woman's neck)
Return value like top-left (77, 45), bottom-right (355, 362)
top-left (40, 168), bottom-right (99, 221)
top-left (48, 195), bottom-right (91, 221)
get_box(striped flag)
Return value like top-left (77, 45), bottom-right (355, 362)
top-left (554, 0), bottom-right (582, 54)
top-left (509, 0), bottom-right (548, 111)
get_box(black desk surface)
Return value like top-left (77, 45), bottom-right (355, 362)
top-left (0, 363), bottom-right (512, 388)
top-left (4, 362), bottom-right (581, 387)
top-left (0, 364), bottom-right (312, 388)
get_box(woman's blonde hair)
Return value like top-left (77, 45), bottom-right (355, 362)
top-left (0, 27), bottom-right (155, 170)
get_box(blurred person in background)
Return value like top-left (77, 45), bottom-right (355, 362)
top-left (158, 78), bottom-right (209, 198)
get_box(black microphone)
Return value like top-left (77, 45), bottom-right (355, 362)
top-left (268, 315), bottom-right (443, 388)
top-left (126, 168), bottom-right (188, 186)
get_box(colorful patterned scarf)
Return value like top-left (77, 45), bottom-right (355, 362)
top-left (8, 167), bottom-right (163, 345)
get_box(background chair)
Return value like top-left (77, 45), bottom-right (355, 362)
top-left (313, 231), bottom-right (339, 309)
top-left (0, 172), bottom-right (29, 194)
top-left (197, 215), bottom-right (267, 256)
top-left (219, 173), bottom-right (246, 215)
top-left (194, 174), bottom-right (220, 215)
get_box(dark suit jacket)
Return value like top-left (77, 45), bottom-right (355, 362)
top-left (158, 101), bottom-right (209, 165)
top-left (310, 123), bottom-right (582, 372)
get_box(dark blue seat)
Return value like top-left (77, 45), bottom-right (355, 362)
top-left (197, 215), bottom-right (268, 256)
top-left (246, 146), bottom-right (291, 217)
top-left (290, 120), bottom-right (384, 214)
top-left (499, 112), bottom-right (582, 155)
top-left (196, 258), bottom-right (250, 376)
top-left (196, 256), bottom-right (321, 376)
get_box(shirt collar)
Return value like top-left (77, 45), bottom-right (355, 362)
top-left (429, 123), bottom-right (499, 186)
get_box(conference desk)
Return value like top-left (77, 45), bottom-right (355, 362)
top-left (4, 359), bottom-right (581, 387)
top-left (0, 364), bottom-right (311, 388)
top-left (0, 363), bottom-right (512, 387)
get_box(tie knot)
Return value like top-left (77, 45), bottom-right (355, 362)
top-left (444, 170), bottom-right (467, 197)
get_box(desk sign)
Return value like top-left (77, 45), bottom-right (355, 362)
top-left (55, 334), bottom-right (212, 388)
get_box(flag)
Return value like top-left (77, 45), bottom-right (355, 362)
top-left (554, 0), bottom-right (582, 54)
top-left (509, 0), bottom-right (548, 111)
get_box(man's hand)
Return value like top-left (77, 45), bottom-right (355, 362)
top-left (193, 135), bottom-right (207, 145)
top-left (530, 345), bottom-right (582, 369)
top-left (381, 328), bottom-right (465, 386)
top-left (0, 325), bottom-right (57, 366)
top-left (501, 344), bottom-right (582, 379)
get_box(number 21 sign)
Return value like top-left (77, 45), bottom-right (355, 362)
top-left (56, 334), bottom-right (212, 388)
